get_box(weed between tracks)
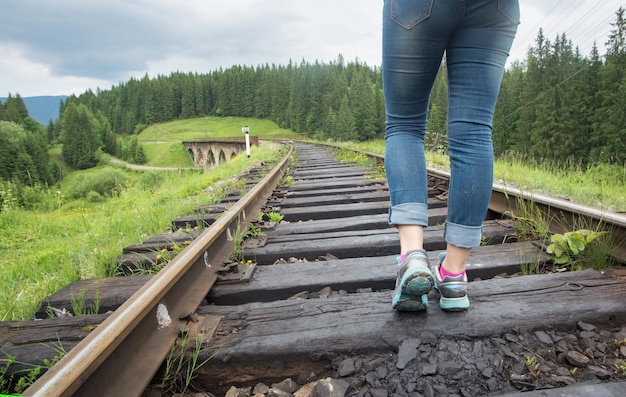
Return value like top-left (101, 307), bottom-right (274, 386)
top-left (332, 147), bottom-right (386, 180)
top-left (69, 288), bottom-right (100, 316)
top-left (157, 331), bottom-right (215, 395)
top-left (0, 338), bottom-right (66, 395)
top-left (502, 194), bottom-right (621, 275)
top-left (230, 210), bottom-right (285, 264)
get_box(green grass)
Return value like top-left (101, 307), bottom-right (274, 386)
top-left (0, 141), bottom-right (284, 321)
top-left (494, 155), bottom-right (625, 213)
top-left (140, 141), bottom-right (194, 168)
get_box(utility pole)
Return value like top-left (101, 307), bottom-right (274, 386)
top-left (242, 126), bottom-right (250, 158)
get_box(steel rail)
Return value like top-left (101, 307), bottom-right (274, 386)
top-left (24, 144), bottom-right (294, 397)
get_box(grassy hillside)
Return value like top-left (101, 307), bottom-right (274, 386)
top-left (138, 116), bottom-right (295, 142)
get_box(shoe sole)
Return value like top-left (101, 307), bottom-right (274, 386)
top-left (439, 295), bottom-right (470, 311)
top-left (394, 294), bottom-right (428, 311)
top-left (392, 266), bottom-right (434, 312)
top-left (405, 272), bottom-right (434, 296)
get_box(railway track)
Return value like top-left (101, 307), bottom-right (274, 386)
top-left (4, 142), bottom-right (626, 396)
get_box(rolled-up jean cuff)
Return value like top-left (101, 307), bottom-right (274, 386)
top-left (388, 202), bottom-right (429, 227)
top-left (444, 221), bottom-right (483, 248)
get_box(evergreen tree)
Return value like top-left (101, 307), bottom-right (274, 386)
top-left (595, 7), bottom-right (626, 163)
top-left (349, 70), bottom-right (377, 141)
top-left (287, 63), bottom-right (312, 133)
top-left (134, 143), bottom-right (147, 164)
top-left (335, 95), bottom-right (356, 141)
top-left (529, 33), bottom-right (581, 163)
top-left (320, 106), bottom-right (337, 141)
top-left (3, 94), bottom-right (29, 124)
top-left (180, 76), bottom-right (197, 119)
top-left (22, 118), bottom-right (50, 183)
top-left (128, 136), bottom-right (138, 161)
top-left (606, 7), bottom-right (626, 57)
top-left (60, 103), bottom-right (100, 169)
top-left (493, 61), bottom-right (523, 155)
top-left (47, 120), bottom-right (56, 142)
top-left (512, 30), bottom-right (549, 155)
top-left (0, 120), bottom-right (49, 185)
top-left (0, 121), bottom-right (23, 181)
top-left (143, 76), bottom-right (158, 125)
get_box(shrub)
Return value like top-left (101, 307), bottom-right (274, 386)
top-left (85, 191), bottom-right (104, 203)
top-left (137, 172), bottom-right (165, 190)
top-left (65, 168), bottom-right (129, 199)
top-left (20, 184), bottom-right (56, 211)
top-left (585, 162), bottom-right (624, 185)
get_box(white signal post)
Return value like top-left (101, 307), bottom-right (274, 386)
top-left (243, 126), bottom-right (251, 158)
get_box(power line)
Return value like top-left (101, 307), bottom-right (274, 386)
top-left (500, 60), bottom-right (593, 122)
top-left (511, 2), bottom-right (624, 62)
top-left (513, 1), bottom-right (566, 51)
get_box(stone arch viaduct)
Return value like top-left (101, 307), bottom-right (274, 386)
top-left (182, 137), bottom-right (259, 168)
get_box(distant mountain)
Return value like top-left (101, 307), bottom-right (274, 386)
top-left (0, 95), bottom-right (67, 125)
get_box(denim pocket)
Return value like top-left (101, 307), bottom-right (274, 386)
top-left (391, 0), bottom-right (433, 29)
top-left (498, 0), bottom-right (520, 25)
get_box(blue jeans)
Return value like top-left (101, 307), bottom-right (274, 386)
top-left (383, 0), bottom-right (519, 248)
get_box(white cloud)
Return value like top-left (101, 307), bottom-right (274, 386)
top-left (0, 43), bottom-right (110, 96)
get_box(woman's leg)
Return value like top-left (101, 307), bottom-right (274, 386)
top-left (442, 0), bottom-right (519, 273)
top-left (383, 0), bottom-right (455, 254)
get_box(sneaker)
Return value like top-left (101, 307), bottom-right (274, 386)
top-left (433, 252), bottom-right (470, 311)
top-left (392, 249), bottom-right (434, 311)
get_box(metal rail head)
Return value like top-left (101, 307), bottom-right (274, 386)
top-left (23, 144), bottom-right (294, 397)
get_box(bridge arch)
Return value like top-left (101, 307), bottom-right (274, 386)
top-left (207, 150), bottom-right (215, 166)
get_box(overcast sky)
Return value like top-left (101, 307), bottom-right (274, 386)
top-left (1, 0), bottom-right (623, 97)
